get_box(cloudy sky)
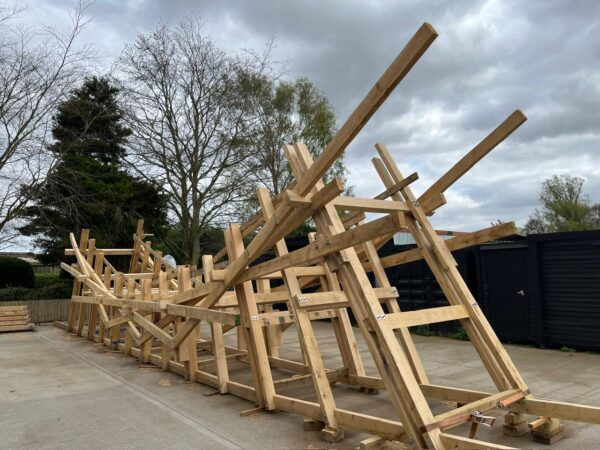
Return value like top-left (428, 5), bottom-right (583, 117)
top-left (20, 0), bottom-right (600, 232)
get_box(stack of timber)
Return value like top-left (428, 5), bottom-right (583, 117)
top-left (0, 305), bottom-right (35, 332)
top-left (56, 22), bottom-right (600, 450)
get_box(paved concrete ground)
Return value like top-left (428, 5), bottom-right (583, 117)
top-left (1, 323), bottom-right (599, 449)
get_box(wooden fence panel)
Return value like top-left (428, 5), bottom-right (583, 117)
top-left (0, 299), bottom-right (70, 323)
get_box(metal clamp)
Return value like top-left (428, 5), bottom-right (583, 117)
top-left (469, 411), bottom-right (496, 427)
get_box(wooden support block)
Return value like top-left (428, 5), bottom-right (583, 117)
top-left (303, 419), bottom-right (325, 431)
top-left (240, 406), bottom-right (263, 417)
top-left (359, 436), bottom-right (411, 450)
top-left (502, 412), bottom-right (529, 437)
top-left (529, 417), bottom-right (564, 445)
top-left (360, 387), bottom-right (380, 395)
top-left (321, 426), bottom-right (344, 443)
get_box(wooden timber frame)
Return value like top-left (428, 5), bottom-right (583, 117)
top-left (57, 22), bottom-right (600, 450)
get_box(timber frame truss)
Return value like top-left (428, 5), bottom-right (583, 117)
top-left (58, 23), bottom-right (600, 450)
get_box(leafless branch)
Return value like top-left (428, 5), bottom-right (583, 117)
top-left (0, 0), bottom-right (93, 246)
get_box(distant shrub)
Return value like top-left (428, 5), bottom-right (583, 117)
top-left (411, 325), bottom-right (436, 336)
top-left (0, 257), bottom-right (34, 289)
top-left (447, 327), bottom-right (469, 341)
top-left (34, 273), bottom-right (61, 289)
top-left (560, 346), bottom-right (576, 353)
top-left (0, 273), bottom-right (72, 301)
top-left (0, 287), bottom-right (32, 301)
top-left (32, 283), bottom-right (72, 300)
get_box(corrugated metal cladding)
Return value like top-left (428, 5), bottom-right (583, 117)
top-left (537, 233), bottom-right (600, 350)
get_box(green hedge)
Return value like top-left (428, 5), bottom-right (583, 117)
top-left (0, 280), bottom-right (73, 301)
top-left (32, 282), bottom-right (73, 299)
top-left (0, 257), bottom-right (34, 289)
top-left (0, 287), bottom-right (32, 301)
top-left (34, 272), bottom-right (62, 289)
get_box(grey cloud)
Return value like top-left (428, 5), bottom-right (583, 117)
top-left (19, 0), bottom-right (600, 232)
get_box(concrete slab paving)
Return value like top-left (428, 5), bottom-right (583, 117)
top-left (1, 323), bottom-right (599, 449)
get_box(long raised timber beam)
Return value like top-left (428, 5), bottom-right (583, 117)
top-left (236, 212), bottom-right (404, 283)
top-left (363, 221), bottom-right (517, 271)
top-left (419, 110), bottom-right (527, 205)
top-left (213, 23), bottom-right (437, 262)
top-left (295, 23), bottom-right (438, 196)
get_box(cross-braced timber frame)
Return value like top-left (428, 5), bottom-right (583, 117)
top-left (58, 22), bottom-right (600, 450)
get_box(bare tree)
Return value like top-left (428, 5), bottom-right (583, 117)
top-left (116, 19), bottom-right (271, 264)
top-left (0, 1), bottom-right (91, 247)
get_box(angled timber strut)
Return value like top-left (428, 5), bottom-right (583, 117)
top-left (58, 22), bottom-right (600, 450)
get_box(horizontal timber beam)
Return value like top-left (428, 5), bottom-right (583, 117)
top-left (212, 266), bottom-right (325, 281)
top-left (384, 305), bottom-right (469, 329)
top-left (511, 397), bottom-right (600, 425)
top-left (332, 196), bottom-right (410, 213)
top-left (365, 222), bottom-right (517, 271)
top-left (65, 248), bottom-right (134, 256)
top-left (166, 304), bottom-right (240, 326)
top-left (237, 213), bottom-right (403, 283)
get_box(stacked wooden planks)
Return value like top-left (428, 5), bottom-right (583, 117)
top-left (0, 305), bottom-right (36, 332)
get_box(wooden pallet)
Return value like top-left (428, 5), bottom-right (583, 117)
top-left (0, 305), bottom-right (35, 332)
top-left (57, 22), bottom-right (600, 450)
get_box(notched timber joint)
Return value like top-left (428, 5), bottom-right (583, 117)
top-left (497, 390), bottom-right (529, 409)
